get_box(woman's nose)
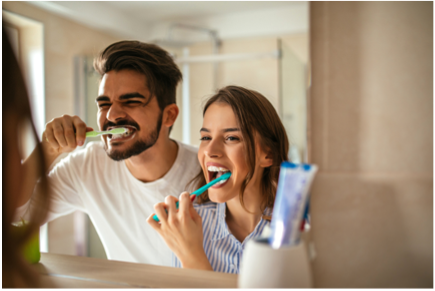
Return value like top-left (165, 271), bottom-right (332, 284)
top-left (205, 139), bottom-right (223, 158)
top-left (106, 103), bottom-right (126, 123)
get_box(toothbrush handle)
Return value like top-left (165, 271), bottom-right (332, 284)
top-left (152, 173), bottom-right (231, 222)
top-left (152, 194), bottom-right (197, 222)
top-left (85, 131), bottom-right (101, 138)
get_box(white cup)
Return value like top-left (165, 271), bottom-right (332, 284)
top-left (238, 238), bottom-right (313, 288)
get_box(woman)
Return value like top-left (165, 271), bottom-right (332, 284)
top-left (148, 86), bottom-right (289, 273)
top-left (3, 24), bottom-right (51, 287)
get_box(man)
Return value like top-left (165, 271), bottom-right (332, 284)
top-left (16, 41), bottom-right (201, 266)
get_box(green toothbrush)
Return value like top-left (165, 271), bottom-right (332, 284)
top-left (45, 127), bottom-right (128, 142)
top-left (85, 127), bottom-right (128, 138)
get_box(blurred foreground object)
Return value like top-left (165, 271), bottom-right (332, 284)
top-left (2, 23), bottom-right (51, 287)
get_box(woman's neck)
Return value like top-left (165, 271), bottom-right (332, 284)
top-left (225, 186), bottom-right (264, 243)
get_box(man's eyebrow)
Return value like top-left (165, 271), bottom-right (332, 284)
top-left (96, 96), bottom-right (110, 102)
top-left (95, 92), bottom-right (147, 102)
top-left (199, 128), bottom-right (240, 133)
top-left (119, 92), bottom-right (147, 100)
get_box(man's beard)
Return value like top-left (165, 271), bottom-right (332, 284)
top-left (105, 112), bottom-right (163, 161)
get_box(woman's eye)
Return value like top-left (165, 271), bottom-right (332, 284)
top-left (200, 136), bottom-right (211, 141)
top-left (226, 136), bottom-right (240, 141)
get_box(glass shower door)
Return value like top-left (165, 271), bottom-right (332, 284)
top-left (279, 40), bottom-right (307, 163)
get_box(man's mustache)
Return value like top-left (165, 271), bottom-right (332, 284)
top-left (103, 120), bottom-right (140, 131)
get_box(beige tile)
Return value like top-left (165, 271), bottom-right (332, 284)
top-left (48, 213), bottom-right (76, 255)
top-left (356, 2), bottom-right (433, 174)
top-left (309, 173), bottom-right (433, 287)
top-left (310, 2), bottom-right (368, 171)
top-left (309, 2), bottom-right (433, 173)
top-left (308, 2), bottom-right (328, 169)
top-left (45, 99), bottom-right (73, 122)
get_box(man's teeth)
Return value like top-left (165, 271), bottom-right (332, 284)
top-left (111, 130), bottom-right (134, 139)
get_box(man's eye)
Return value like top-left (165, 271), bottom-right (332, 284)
top-left (98, 103), bottom-right (111, 108)
top-left (200, 136), bottom-right (211, 141)
top-left (125, 101), bottom-right (141, 105)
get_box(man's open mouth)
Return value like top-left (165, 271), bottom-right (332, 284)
top-left (207, 165), bottom-right (231, 186)
top-left (107, 125), bottom-right (137, 141)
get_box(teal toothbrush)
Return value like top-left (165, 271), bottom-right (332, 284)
top-left (153, 171), bottom-right (232, 222)
top-left (85, 127), bottom-right (127, 138)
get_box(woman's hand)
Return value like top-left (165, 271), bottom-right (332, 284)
top-left (147, 192), bottom-right (213, 271)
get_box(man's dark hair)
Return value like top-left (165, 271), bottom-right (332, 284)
top-left (94, 40), bottom-right (182, 111)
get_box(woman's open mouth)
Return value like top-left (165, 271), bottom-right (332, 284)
top-left (107, 125), bottom-right (137, 143)
top-left (207, 165), bottom-right (231, 188)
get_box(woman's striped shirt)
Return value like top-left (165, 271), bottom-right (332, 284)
top-left (172, 201), bottom-right (272, 274)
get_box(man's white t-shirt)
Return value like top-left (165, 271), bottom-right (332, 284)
top-left (17, 140), bottom-right (200, 266)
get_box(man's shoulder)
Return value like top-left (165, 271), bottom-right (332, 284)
top-left (52, 141), bottom-right (106, 170)
top-left (173, 140), bottom-right (200, 171)
top-left (177, 140), bottom-right (199, 156)
top-left (69, 141), bottom-right (106, 159)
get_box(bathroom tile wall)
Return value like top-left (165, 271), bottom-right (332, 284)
top-left (309, 2), bottom-right (432, 287)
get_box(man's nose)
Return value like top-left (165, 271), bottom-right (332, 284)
top-left (106, 103), bottom-right (126, 123)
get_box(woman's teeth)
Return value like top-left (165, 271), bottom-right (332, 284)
top-left (207, 166), bottom-right (230, 183)
top-left (215, 179), bottom-right (228, 185)
top-left (208, 166), bottom-right (230, 172)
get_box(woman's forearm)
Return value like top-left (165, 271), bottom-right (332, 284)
top-left (18, 142), bottom-right (60, 207)
top-left (180, 252), bottom-right (213, 271)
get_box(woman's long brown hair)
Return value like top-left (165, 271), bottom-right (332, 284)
top-left (2, 24), bottom-right (50, 287)
top-left (187, 86), bottom-right (289, 219)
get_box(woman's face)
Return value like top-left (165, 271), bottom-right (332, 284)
top-left (198, 102), bottom-right (267, 203)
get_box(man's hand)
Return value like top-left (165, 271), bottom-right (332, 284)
top-left (147, 192), bottom-right (213, 271)
top-left (42, 115), bottom-right (93, 162)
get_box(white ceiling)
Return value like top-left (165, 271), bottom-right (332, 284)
top-left (106, 1), bottom-right (303, 23)
top-left (27, 1), bottom-right (308, 42)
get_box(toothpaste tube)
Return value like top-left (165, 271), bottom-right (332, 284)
top-left (269, 162), bottom-right (318, 249)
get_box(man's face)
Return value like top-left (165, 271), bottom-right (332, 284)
top-left (96, 69), bottom-right (163, 161)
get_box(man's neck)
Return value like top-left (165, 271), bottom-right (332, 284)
top-left (124, 138), bottom-right (179, 183)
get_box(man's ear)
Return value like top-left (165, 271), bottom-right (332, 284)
top-left (162, 104), bottom-right (179, 128)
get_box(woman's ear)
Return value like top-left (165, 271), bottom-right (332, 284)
top-left (259, 147), bottom-right (274, 168)
top-left (162, 104), bottom-right (179, 127)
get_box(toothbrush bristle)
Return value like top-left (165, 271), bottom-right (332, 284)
top-left (110, 128), bottom-right (127, 134)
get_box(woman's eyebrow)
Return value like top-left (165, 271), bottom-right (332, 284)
top-left (223, 128), bottom-right (240, 133)
top-left (199, 128), bottom-right (240, 133)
